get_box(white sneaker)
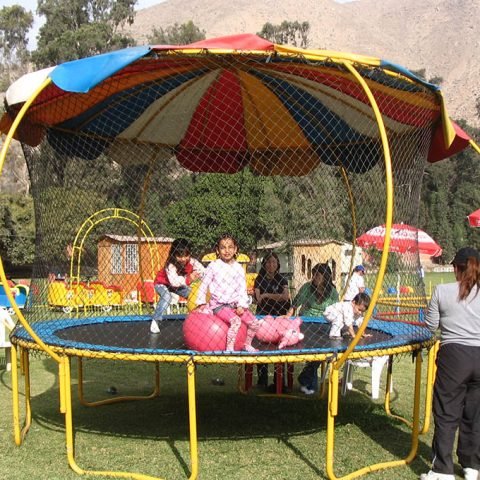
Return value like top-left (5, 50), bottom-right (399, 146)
top-left (464, 468), bottom-right (479, 480)
top-left (300, 385), bottom-right (315, 395)
top-left (150, 320), bottom-right (160, 334)
top-left (419, 471), bottom-right (455, 480)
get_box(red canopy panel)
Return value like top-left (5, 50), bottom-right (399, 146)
top-left (428, 120), bottom-right (471, 163)
top-left (468, 209), bottom-right (480, 228)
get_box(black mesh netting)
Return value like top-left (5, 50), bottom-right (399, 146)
top-left (10, 51), bottom-right (436, 365)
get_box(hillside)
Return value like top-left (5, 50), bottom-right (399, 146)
top-left (126, 0), bottom-right (480, 127)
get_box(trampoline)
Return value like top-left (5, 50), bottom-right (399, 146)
top-left (11, 315), bottom-right (428, 356)
top-left (1, 33), bottom-right (477, 480)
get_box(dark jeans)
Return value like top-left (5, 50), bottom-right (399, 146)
top-left (298, 362), bottom-right (320, 391)
top-left (257, 364), bottom-right (287, 388)
top-left (431, 343), bottom-right (480, 474)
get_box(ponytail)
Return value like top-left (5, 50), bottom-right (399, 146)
top-left (457, 257), bottom-right (480, 300)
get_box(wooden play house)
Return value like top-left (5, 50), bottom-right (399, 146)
top-left (97, 235), bottom-right (173, 300)
top-left (257, 239), bottom-right (363, 293)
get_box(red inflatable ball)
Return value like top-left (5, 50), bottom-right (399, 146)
top-left (183, 311), bottom-right (247, 351)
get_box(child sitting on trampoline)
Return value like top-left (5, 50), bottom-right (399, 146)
top-left (325, 292), bottom-right (371, 339)
top-left (195, 233), bottom-right (261, 352)
top-left (150, 238), bottom-right (204, 334)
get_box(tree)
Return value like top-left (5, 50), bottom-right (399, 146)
top-left (163, 169), bottom-right (264, 255)
top-left (409, 68), bottom-right (443, 86)
top-left (0, 5), bottom-right (33, 88)
top-left (0, 194), bottom-right (35, 269)
top-left (147, 21), bottom-right (206, 45)
top-left (419, 121), bottom-right (480, 263)
top-left (257, 21), bottom-right (310, 48)
top-left (32, 0), bottom-right (137, 68)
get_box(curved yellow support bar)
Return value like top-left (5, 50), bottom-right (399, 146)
top-left (0, 77), bottom-right (62, 363)
top-left (70, 207), bottom-right (160, 285)
top-left (324, 60), bottom-right (426, 480)
top-left (77, 358), bottom-right (160, 407)
top-left (326, 351), bottom-right (423, 480)
top-left (334, 60), bottom-right (394, 370)
top-left (470, 139), bottom-right (480, 154)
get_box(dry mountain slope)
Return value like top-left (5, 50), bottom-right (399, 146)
top-left (127, 0), bottom-right (480, 127)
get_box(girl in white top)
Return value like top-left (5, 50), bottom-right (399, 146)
top-left (195, 234), bottom-right (260, 352)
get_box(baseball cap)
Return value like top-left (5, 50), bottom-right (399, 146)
top-left (451, 247), bottom-right (480, 265)
top-left (354, 265), bottom-right (365, 272)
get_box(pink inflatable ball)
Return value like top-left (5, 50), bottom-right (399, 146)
top-left (183, 311), bottom-right (247, 351)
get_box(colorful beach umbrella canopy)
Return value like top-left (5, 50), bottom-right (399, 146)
top-left (357, 223), bottom-right (442, 257)
top-left (0, 34), bottom-right (471, 176)
top-left (467, 209), bottom-right (480, 227)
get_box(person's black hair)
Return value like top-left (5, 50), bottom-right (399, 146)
top-left (311, 262), bottom-right (335, 303)
top-left (258, 251), bottom-right (281, 277)
top-left (167, 238), bottom-right (192, 273)
top-left (352, 292), bottom-right (370, 309)
top-left (215, 233), bottom-right (239, 258)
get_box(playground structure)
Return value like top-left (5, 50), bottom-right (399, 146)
top-left (46, 208), bottom-right (172, 313)
top-left (1, 33), bottom-right (479, 480)
top-left (0, 283), bottom-right (29, 312)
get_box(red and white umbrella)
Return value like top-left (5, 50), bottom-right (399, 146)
top-left (357, 223), bottom-right (442, 257)
top-left (467, 209), bottom-right (480, 227)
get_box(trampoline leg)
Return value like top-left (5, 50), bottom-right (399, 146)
top-left (187, 359), bottom-right (199, 479)
top-left (11, 342), bottom-right (21, 445)
top-left (244, 364), bottom-right (253, 391)
top-left (275, 363), bottom-right (283, 394)
top-left (287, 363), bottom-right (294, 391)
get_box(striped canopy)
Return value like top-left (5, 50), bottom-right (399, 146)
top-left (0, 34), bottom-right (471, 175)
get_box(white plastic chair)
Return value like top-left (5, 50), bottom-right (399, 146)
top-left (342, 355), bottom-right (391, 399)
top-left (0, 306), bottom-right (15, 372)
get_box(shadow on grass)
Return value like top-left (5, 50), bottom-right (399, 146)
top-left (20, 356), bottom-right (436, 479)
top-left (32, 360), bottom-right (432, 436)
top-left (337, 377), bottom-right (435, 477)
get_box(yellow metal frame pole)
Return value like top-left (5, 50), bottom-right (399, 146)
top-left (21, 348), bottom-right (32, 438)
top-left (64, 355), bottom-right (165, 479)
top-left (187, 359), bottom-right (199, 479)
top-left (470, 139), bottom-right (480, 154)
top-left (420, 341), bottom-right (439, 434)
top-left (325, 60), bottom-right (424, 479)
top-left (333, 61), bottom-right (394, 369)
top-left (0, 77), bottom-right (62, 364)
top-left (77, 357), bottom-right (161, 407)
top-left (11, 342), bottom-right (21, 445)
top-left (327, 351), bottom-right (423, 480)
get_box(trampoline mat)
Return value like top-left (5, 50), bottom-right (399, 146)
top-left (54, 318), bottom-right (392, 352)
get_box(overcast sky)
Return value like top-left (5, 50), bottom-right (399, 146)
top-left (0, 0), bottom-right (167, 48)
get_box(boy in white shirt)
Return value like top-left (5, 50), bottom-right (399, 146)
top-left (325, 292), bottom-right (371, 338)
top-left (343, 265), bottom-right (366, 301)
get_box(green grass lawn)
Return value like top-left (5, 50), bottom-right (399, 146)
top-left (0, 350), bottom-right (455, 480)
top-left (0, 271), bottom-right (458, 480)
top-left (424, 271), bottom-right (455, 295)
